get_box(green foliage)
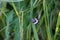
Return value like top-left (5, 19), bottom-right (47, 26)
top-left (0, 0), bottom-right (60, 40)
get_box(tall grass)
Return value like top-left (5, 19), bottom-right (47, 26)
top-left (0, 0), bottom-right (60, 40)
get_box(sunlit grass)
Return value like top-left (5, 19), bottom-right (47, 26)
top-left (0, 0), bottom-right (60, 40)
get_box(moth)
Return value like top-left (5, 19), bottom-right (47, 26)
top-left (31, 12), bottom-right (41, 25)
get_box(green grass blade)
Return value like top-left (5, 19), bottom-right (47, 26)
top-left (32, 23), bottom-right (39, 40)
top-left (5, 10), bottom-right (13, 40)
top-left (43, 0), bottom-right (52, 40)
top-left (54, 12), bottom-right (60, 40)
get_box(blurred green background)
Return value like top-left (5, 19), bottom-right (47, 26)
top-left (0, 0), bottom-right (60, 40)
